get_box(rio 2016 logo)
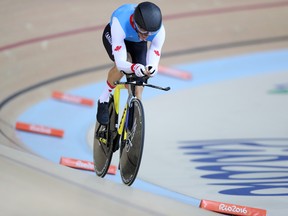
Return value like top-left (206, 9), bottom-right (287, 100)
top-left (179, 139), bottom-right (288, 196)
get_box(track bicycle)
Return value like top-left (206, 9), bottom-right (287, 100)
top-left (93, 74), bottom-right (170, 186)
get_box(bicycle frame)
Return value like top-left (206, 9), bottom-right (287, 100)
top-left (113, 77), bottom-right (171, 143)
top-left (113, 83), bottom-right (133, 142)
top-left (93, 74), bottom-right (170, 183)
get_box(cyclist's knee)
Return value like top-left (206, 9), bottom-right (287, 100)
top-left (135, 86), bottom-right (144, 100)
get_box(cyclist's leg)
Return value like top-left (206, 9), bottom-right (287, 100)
top-left (97, 24), bottom-right (121, 124)
top-left (124, 40), bottom-right (147, 65)
top-left (135, 86), bottom-right (144, 100)
top-left (124, 40), bottom-right (148, 100)
top-left (100, 24), bottom-right (124, 103)
top-left (107, 64), bottom-right (124, 89)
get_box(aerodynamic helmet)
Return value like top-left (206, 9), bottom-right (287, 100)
top-left (134, 2), bottom-right (162, 33)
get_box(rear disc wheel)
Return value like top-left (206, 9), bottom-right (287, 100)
top-left (93, 98), bottom-right (117, 177)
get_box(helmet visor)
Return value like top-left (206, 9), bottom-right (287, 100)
top-left (134, 21), bottom-right (158, 36)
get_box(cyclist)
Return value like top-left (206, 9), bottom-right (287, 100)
top-left (97, 1), bottom-right (165, 125)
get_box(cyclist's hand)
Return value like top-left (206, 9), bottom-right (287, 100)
top-left (146, 65), bottom-right (157, 77)
top-left (132, 63), bottom-right (146, 77)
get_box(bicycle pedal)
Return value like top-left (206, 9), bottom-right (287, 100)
top-left (98, 137), bottom-right (108, 145)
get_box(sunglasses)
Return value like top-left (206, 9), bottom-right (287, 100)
top-left (134, 21), bottom-right (157, 36)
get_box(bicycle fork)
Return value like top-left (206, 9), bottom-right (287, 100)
top-left (118, 101), bottom-right (136, 155)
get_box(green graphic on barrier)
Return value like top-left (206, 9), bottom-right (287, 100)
top-left (268, 83), bottom-right (288, 94)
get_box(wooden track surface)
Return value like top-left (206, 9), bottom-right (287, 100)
top-left (1, 1), bottom-right (288, 215)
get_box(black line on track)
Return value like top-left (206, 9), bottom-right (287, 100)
top-left (1, 35), bottom-right (288, 142)
top-left (1, 35), bottom-right (288, 111)
top-left (162, 35), bottom-right (288, 58)
top-left (0, 63), bottom-right (112, 110)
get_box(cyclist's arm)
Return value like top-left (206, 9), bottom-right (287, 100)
top-left (146, 25), bottom-right (165, 71)
top-left (111, 17), bottom-right (134, 73)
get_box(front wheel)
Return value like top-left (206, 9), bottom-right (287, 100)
top-left (119, 98), bottom-right (145, 186)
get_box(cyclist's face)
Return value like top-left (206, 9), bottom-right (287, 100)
top-left (138, 31), bottom-right (149, 41)
top-left (134, 20), bottom-right (157, 41)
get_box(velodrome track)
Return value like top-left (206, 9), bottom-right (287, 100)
top-left (1, 1), bottom-right (288, 215)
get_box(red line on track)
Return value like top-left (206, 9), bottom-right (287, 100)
top-left (1, 1), bottom-right (288, 52)
top-left (0, 25), bottom-right (105, 52)
top-left (164, 1), bottom-right (288, 20)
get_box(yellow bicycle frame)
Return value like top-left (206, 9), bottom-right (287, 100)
top-left (113, 84), bottom-right (128, 140)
